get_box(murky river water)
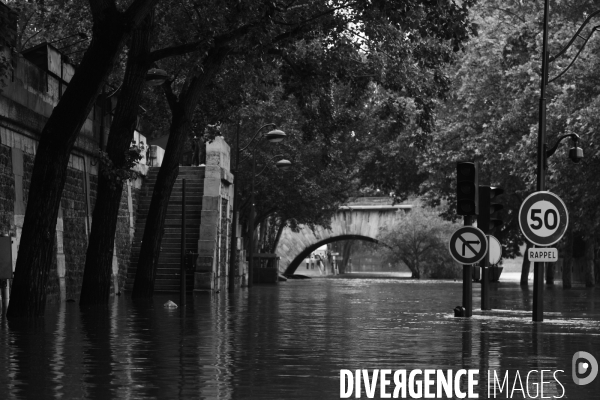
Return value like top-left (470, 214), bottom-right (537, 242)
top-left (1, 274), bottom-right (599, 399)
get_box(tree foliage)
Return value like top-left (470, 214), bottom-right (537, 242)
top-left (3, 0), bottom-right (481, 308)
top-left (131, 0), bottom-right (479, 295)
top-left (418, 0), bottom-right (600, 263)
top-left (378, 206), bottom-right (461, 279)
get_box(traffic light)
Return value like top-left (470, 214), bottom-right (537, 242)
top-left (477, 186), bottom-right (504, 234)
top-left (456, 162), bottom-right (479, 215)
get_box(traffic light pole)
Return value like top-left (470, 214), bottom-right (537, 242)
top-left (457, 162), bottom-right (479, 318)
top-left (478, 186), bottom-right (490, 311)
top-left (477, 185), bottom-right (502, 311)
top-left (463, 215), bottom-right (473, 318)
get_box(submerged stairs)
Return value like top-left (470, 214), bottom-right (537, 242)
top-left (125, 166), bottom-right (204, 292)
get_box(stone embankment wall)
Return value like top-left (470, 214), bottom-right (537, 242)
top-left (0, 3), bottom-right (244, 299)
top-left (0, 3), bottom-right (143, 302)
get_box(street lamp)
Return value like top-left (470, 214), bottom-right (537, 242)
top-left (247, 154), bottom-right (292, 287)
top-left (145, 68), bottom-right (168, 86)
top-left (275, 159), bottom-right (292, 171)
top-left (546, 133), bottom-right (583, 165)
top-left (229, 124), bottom-right (287, 291)
top-left (534, 2), bottom-right (598, 322)
top-left (265, 129), bottom-right (286, 143)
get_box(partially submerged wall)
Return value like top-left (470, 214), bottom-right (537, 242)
top-left (0, 12), bottom-right (143, 302)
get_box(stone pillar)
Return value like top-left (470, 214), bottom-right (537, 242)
top-left (56, 208), bottom-right (66, 301)
top-left (10, 148), bottom-right (24, 305)
top-left (83, 155), bottom-right (92, 236)
top-left (111, 243), bottom-right (119, 294)
top-left (234, 215), bottom-right (248, 288)
top-left (194, 136), bottom-right (233, 291)
top-left (127, 180), bottom-right (135, 239)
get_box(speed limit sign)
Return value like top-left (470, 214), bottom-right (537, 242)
top-left (519, 191), bottom-right (568, 246)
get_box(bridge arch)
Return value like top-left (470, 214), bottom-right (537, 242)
top-left (283, 234), bottom-right (379, 275)
top-left (275, 202), bottom-right (411, 274)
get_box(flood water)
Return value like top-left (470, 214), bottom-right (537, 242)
top-left (1, 273), bottom-right (600, 399)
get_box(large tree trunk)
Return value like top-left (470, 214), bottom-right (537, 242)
top-left (79, 12), bottom-right (154, 305)
top-left (6, 3), bottom-right (154, 318)
top-left (131, 46), bottom-right (230, 298)
top-left (131, 111), bottom-right (188, 299)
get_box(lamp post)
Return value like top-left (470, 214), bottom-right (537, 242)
top-left (534, 2), bottom-right (597, 322)
top-left (146, 68), bottom-right (168, 86)
top-left (248, 153), bottom-right (291, 287)
top-left (533, 0), bottom-right (551, 323)
top-left (229, 124), bottom-right (287, 291)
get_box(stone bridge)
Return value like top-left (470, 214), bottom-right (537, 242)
top-left (275, 198), bottom-right (412, 275)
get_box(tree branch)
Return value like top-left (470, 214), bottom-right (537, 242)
top-left (150, 20), bottom-right (255, 62)
top-left (271, 218), bottom-right (287, 253)
top-left (149, 40), bottom-right (208, 62)
top-left (271, 1), bottom-right (359, 43)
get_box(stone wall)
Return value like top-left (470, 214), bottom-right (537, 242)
top-left (0, 21), bottom-right (144, 304)
top-left (114, 182), bottom-right (139, 294)
top-left (61, 166), bottom-right (88, 300)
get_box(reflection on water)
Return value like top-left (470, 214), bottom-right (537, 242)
top-left (1, 275), bottom-right (599, 399)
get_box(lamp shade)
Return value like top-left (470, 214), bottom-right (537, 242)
top-left (275, 159), bottom-right (292, 171)
top-left (265, 129), bottom-right (286, 143)
top-left (146, 68), bottom-right (168, 86)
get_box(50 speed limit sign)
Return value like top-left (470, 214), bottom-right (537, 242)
top-left (519, 191), bottom-right (568, 246)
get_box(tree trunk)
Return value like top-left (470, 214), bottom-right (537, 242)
top-left (7, 8), bottom-right (135, 319)
top-left (79, 12), bottom-right (154, 305)
top-left (412, 260), bottom-right (420, 279)
top-left (545, 261), bottom-right (555, 285)
top-left (340, 240), bottom-right (354, 273)
top-left (270, 220), bottom-right (285, 253)
top-left (131, 46), bottom-right (230, 298)
top-left (520, 241), bottom-right (531, 286)
top-left (409, 263), bottom-right (420, 279)
top-left (258, 217), bottom-right (268, 252)
top-left (563, 228), bottom-right (573, 289)
top-left (131, 111), bottom-right (188, 299)
top-left (585, 235), bottom-right (595, 287)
